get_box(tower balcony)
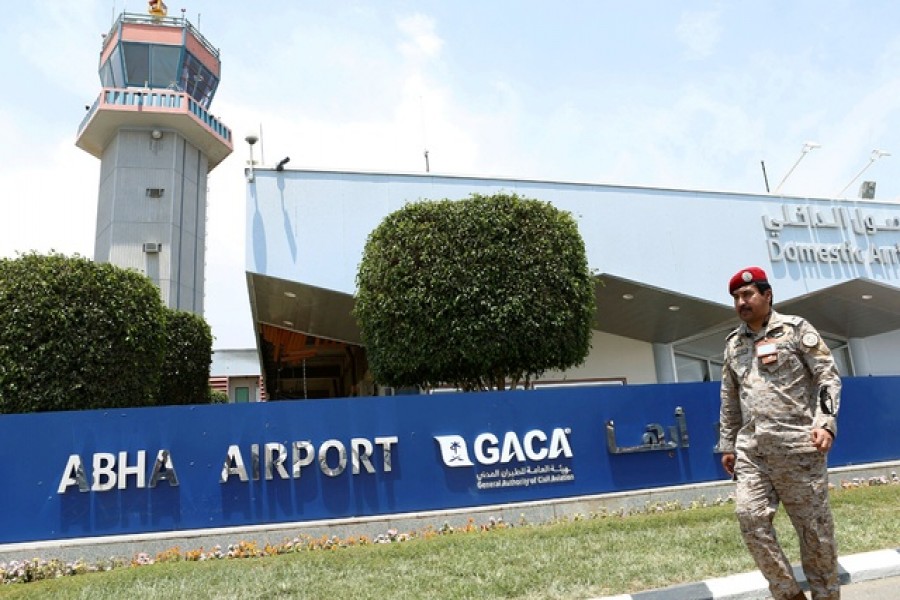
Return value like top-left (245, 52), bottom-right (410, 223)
top-left (76, 87), bottom-right (233, 170)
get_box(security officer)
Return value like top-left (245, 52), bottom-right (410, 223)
top-left (719, 267), bottom-right (841, 600)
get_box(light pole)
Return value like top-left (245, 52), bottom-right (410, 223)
top-left (774, 141), bottom-right (821, 194)
top-left (836, 149), bottom-right (891, 198)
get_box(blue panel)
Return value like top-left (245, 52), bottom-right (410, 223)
top-left (0, 377), bottom-right (897, 544)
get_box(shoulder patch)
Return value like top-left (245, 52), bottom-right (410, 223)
top-left (802, 332), bottom-right (819, 348)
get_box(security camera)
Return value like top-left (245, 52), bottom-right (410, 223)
top-left (245, 133), bottom-right (259, 146)
top-left (276, 156), bottom-right (290, 171)
top-left (151, 129), bottom-right (163, 140)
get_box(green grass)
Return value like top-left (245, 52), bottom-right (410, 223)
top-left (1, 484), bottom-right (897, 599)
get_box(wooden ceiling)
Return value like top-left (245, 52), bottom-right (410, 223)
top-left (260, 323), bottom-right (348, 367)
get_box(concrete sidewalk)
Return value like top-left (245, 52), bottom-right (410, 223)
top-left (589, 547), bottom-right (900, 600)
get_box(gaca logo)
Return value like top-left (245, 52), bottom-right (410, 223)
top-left (434, 428), bottom-right (573, 467)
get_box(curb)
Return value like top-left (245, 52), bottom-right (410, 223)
top-left (587, 548), bottom-right (900, 600)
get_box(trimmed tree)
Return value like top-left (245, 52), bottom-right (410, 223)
top-left (354, 193), bottom-right (595, 391)
top-left (0, 252), bottom-right (166, 413)
top-left (158, 309), bottom-right (214, 405)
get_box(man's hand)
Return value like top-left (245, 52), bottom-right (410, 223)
top-left (811, 428), bottom-right (834, 453)
top-left (721, 452), bottom-right (736, 477)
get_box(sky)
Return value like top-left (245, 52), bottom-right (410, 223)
top-left (2, 1), bottom-right (900, 349)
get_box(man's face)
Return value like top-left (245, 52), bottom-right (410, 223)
top-left (731, 283), bottom-right (771, 328)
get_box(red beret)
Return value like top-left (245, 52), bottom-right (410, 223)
top-left (728, 266), bottom-right (768, 294)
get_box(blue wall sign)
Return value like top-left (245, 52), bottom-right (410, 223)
top-left (1, 378), bottom-right (897, 544)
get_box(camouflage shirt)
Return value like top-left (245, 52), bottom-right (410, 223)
top-left (719, 309), bottom-right (841, 455)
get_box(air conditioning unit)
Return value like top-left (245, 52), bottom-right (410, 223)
top-left (142, 242), bottom-right (162, 253)
top-left (859, 181), bottom-right (876, 199)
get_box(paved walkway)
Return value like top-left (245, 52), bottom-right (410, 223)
top-left (589, 547), bottom-right (900, 600)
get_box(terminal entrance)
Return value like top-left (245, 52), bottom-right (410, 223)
top-left (258, 324), bottom-right (369, 400)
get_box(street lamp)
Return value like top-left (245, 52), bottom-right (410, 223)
top-left (836, 149), bottom-right (891, 198)
top-left (774, 141), bottom-right (821, 194)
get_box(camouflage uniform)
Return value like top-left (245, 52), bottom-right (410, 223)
top-left (720, 309), bottom-right (841, 600)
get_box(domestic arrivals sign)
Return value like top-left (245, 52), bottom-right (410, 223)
top-left (762, 205), bottom-right (900, 266)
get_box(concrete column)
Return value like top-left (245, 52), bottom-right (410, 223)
top-left (848, 338), bottom-right (870, 376)
top-left (653, 343), bottom-right (677, 383)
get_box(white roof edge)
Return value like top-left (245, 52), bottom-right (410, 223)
top-left (249, 166), bottom-right (900, 206)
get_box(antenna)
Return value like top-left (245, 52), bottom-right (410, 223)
top-left (837, 149), bottom-right (891, 197)
top-left (259, 123), bottom-right (265, 166)
top-left (774, 141), bottom-right (820, 194)
top-left (760, 160), bottom-right (770, 193)
top-left (420, 96), bottom-right (430, 173)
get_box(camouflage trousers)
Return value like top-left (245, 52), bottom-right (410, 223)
top-left (734, 450), bottom-right (840, 600)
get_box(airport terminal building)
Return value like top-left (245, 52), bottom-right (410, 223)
top-left (8, 167), bottom-right (898, 548)
top-left (243, 168), bottom-right (900, 399)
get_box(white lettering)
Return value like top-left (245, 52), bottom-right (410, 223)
top-left (148, 450), bottom-right (179, 487)
top-left (250, 443), bottom-right (260, 480)
top-left (474, 433), bottom-right (500, 464)
top-left (375, 436), bottom-right (398, 472)
top-left (318, 440), bottom-right (347, 477)
top-left (469, 428), bottom-right (573, 465)
top-left (118, 450), bottom-right (146, 489)
top-left (870, 245), bottom-right (900, 265)
top-left (223, 437), bottom-right (397, 483)
top-left (500, 432), bottom-right (526, 463)
top-left (292, 441), bottom-right (315, 478)
top-left (92, 452), bottom-right (117, 491)
top-left (769, 240), bottom-right (867, 264)
top-left (264, 443), bottom-right (289, 480)
top-left (523, 429), bottom-right (548, 460)
top-left (221, 444), bottom-right (248, 482)
top-left (58, 454), bottom-right (89, 493)
top-left (548, 428), bottom-right (574, 459)
top-left (59, 450), bottom-right (177, 494)
top-left (352, 437), bottom-right (375, 474)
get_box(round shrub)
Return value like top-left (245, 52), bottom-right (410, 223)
top-left (0, 252), bottom-right (166, 412)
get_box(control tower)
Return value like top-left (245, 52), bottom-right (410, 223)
top-left (76, 1), bottom-right (232, 314)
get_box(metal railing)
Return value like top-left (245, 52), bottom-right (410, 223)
top-left (78, 87), bottom-right (232, 144)
top-left (104, 12), bottom-right (220, 59)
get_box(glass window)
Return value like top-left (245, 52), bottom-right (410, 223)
top-left (99, 60), bottom-right (114, 87)
top-left (679, 338), bottom-right (850, 381)
top-left (150, 45), bottom-right (182, 88)
top-left (180, 52), bottom-right (219, 105)
top-left (675, 354), bottom-right (708, 383)
top-left (674, 354), bottom-right (723, 383)
top-left (123, 42), bottom-right (150, 86)
top-left (198, 65), bottom-right (219, 106)
top-left (180, 53), bottom-right (201, 98)
top-left (234, 387), bottom-right (250, 403)
top-left (108, 45), bottom-right (125, 88)
top-left (824, 338), bottom-right (853, 377)
top-left (709, 361), bottom-right (723, 381)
